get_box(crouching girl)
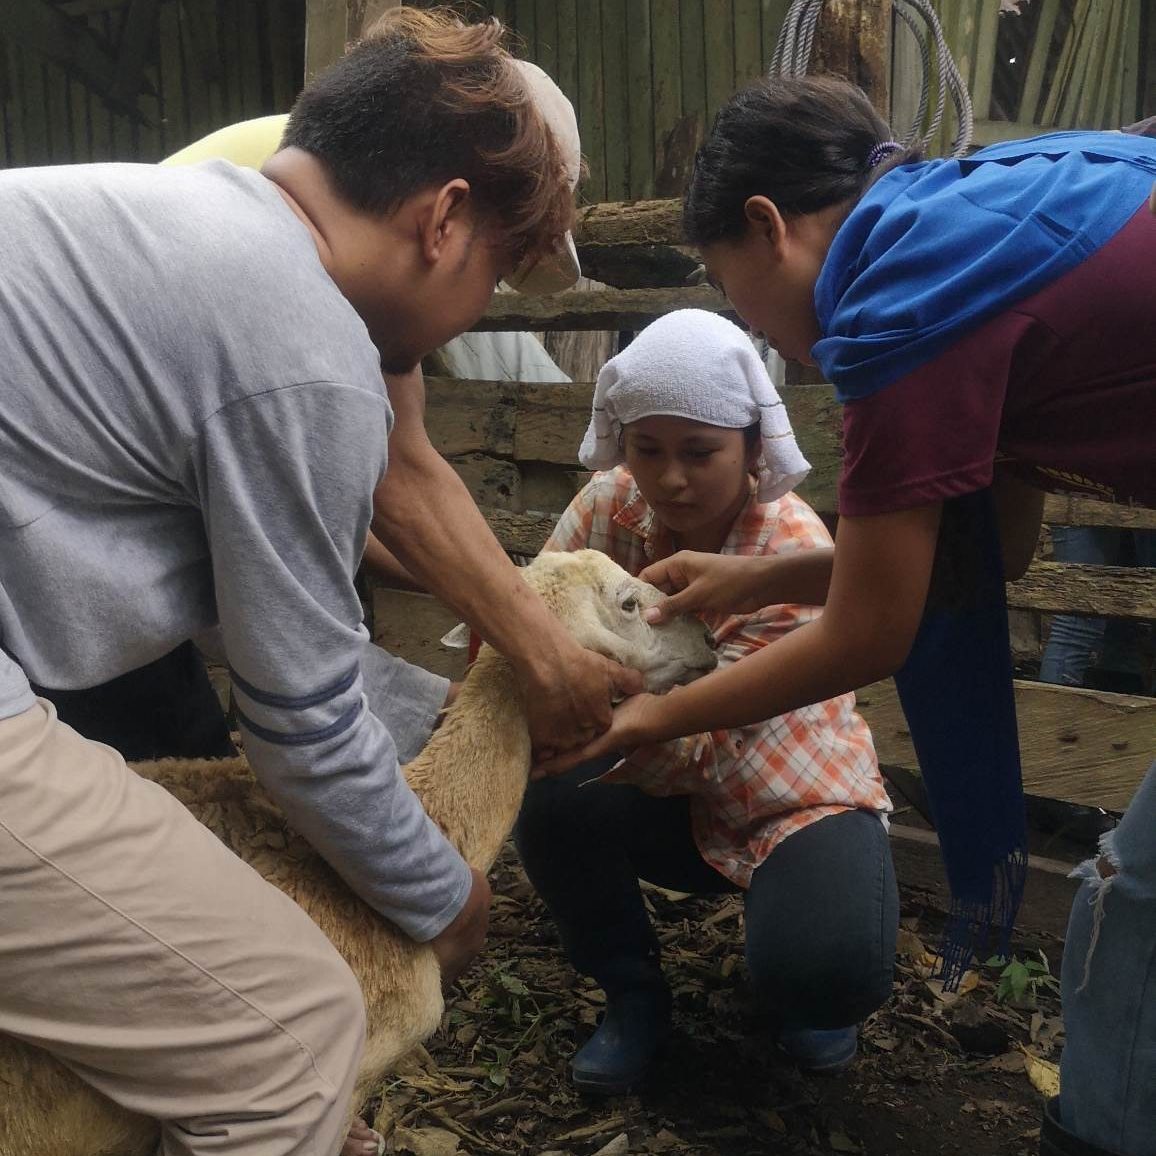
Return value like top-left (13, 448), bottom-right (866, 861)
top-left (515, 309), bottom-right (897, 1093)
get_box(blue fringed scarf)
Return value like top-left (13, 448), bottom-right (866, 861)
top-left (813, 131), bottom-right (1156, 986)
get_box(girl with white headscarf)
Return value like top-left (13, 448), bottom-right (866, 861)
top-left (515, 309), bottom-right (896, 1094)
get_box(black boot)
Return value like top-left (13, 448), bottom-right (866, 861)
top-left (1041, 1098), bottom-right (1123, 1156)
top-left (570, 981), bottom-right (673, 1095)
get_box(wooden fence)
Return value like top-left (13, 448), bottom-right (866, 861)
top-left (388, 195), bottom-right (1156, 815)
top-left (0, 0), bottom-right (304, 167)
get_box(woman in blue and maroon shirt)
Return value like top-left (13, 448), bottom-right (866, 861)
top-left (540, 78), bottom-right (1156, 1156)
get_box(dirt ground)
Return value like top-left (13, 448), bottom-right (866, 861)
top-left (366, 839), bottom-right (1072, 1156)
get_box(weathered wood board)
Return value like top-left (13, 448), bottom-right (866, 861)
top-left (856, 678), bottom-right (1154, 811)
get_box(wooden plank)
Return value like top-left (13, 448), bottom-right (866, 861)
top-left (1043, 496), bottom-right (1156, 532)
top-left (22, 54), bottom-right (52, 165)
top-left (534, 0), bottom-right (559, 80)
top-left (554, 0), bottom-right (579, 109)
top-left (514, 0), bottom-right (537, 55)
top-left (969, 0), bottom-right (1001, 122)
top-left (704, 0), bottom-right (735, 120)
top-left (856, 678), bottom-right (1155, 812)
top-left (854, 0), bottom-right (891, 114)
top-left (1019, 0), bottom-right (1061, 123)
top-left (679, 0), bottom-right (708, 127)
top-left (576, 0), bottom-right (606, 202)
top-left (600, 0), bottom-right (630, 202)
top-left (304, 0), bottom-right (350, 80)
top-left (760, 0), bottom-right (792, 68)
top-left (0, 52), bottom-right (9, 167)
top-left (474, 284), bottom-right (735, 331)
top-left (1074, 0), bottom-right (1112, 128)
top-left (426, 376), bottom-right (1156, 533)
top-left (5, 43), bottom-right (30, 166)
top-left (178, 0), bottom-right (211, 144)
top-left (470, 503), bottom-right (1156, 634)
top-left (267, 0), bottom-right (300, 112)
top-left (427, 377), bottom-right (843, 512)
top-left (650, 0), bottom-right (682, 176)
top-left (1119, 0), bottom-right (1142, 125)
top-left (574, 241), bottom-right (699, 289)
top-left (423, 378), bottom-right (518, 457)
top-left (237, 0), bottom-right (265, 118)
top-left (561, 197), bottom-right (684, 249)
top-left (46, 60), bottom-right (72, 162)
top-left (479, 506), bottom-right (561, 555)
top-left (158, 0), bottom-right (187, 153)
top-left (1091, 0), bottom-right (1124, 129)
top-left (107, 0), bottom-right (162, 111)
top-left (370, 587), bottom-right (467, 681)
top-left (1054, 0), bottom-right (1093, 128)
top-left (733, 0), bottom-right (763, 87)
top-left (626, 0), bottom-right (655, 200)
top-left (1006, 562), bottom-right (1156, 621)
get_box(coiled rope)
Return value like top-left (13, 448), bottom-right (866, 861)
top-left (768, 0), bottom-right (974, 156)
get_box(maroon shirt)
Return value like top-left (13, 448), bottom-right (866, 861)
top-left (838, 204), bottom-right (1156, 515)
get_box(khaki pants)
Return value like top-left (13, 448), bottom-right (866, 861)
top-left (0, 700), bottom-right (366, 1155)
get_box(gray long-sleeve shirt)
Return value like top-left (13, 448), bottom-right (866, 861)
top-left (0, 160), bottom-right (470, 940)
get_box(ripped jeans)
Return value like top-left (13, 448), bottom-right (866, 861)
top-left (1060, 761), bottom-right (1156, 1155)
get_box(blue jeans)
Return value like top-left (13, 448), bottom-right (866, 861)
top-left (515, 759), bottom-right (898, 1030)
top-left (1060, 761), bottom-right (1156, 1155)
top-left (1041, 528), bottom-right (1155, 690)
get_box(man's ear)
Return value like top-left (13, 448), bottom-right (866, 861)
top-left (418, 178), bottom-right (473, 265)
top-left (743, 195), bottom-right (789, 261)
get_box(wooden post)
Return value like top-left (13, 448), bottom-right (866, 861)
top-left (304, 0), bottom-right (401, 81)
top-left (813, 0), bottom-right (892, 116)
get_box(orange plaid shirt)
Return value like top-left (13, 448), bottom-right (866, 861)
top-left (545, 467), bottom-right (890, 888)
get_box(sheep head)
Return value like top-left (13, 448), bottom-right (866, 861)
top-left (521, 550), bottom-right (718, 691)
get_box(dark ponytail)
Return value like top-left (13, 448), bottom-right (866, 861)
top-left (684, 75), bottom-right (921, 246)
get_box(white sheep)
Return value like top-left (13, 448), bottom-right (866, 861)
top-left (0, 549), bottom-right (717, 1155)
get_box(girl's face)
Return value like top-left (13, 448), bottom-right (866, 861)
top-left (623, 416), bottom-right (758, 551)
top-left (699, 197), bottom-right (844, 366)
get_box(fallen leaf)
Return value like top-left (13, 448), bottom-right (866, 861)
top-left (829, 1129), bottom-right (862, 1153)
top-left (1021, 1049), bottom-right (1061, 1098)
top-left (754, 1109), bottom-right (787, 1134)
top-left (984, 1051), bottom-right (1026, 1073)
top-left (896, 928), bottom-right (926, 957)
top-left (391, 1125), bottom-right (461, 1156)
top-left (591, 1134), bottom-right (630, 1156)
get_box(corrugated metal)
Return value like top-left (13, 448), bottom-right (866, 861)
top-left (0, 0), bottom-right (304, 167)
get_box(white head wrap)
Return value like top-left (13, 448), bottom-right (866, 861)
top-left (578, 309), bottom-right (811, 502)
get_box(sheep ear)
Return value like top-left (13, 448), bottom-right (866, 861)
top-left (440, 623), bottom-right (472, 649)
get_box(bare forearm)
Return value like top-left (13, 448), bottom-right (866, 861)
top-left (645, 614), bottom-right (893, 738)
top-left (363, 531), bottom-right (423, 590)
top-left (763, 548), bottom-right (835, 606)
top-left (371, 452), bottom-right (571, 673)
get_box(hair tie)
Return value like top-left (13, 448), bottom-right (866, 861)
top-left (866, 140), bottom-right (904, 169)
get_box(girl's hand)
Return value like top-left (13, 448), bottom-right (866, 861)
top-left (640, 552), bottom-right (774, 622)
top-left (531, 692), bottom-right (666, 777)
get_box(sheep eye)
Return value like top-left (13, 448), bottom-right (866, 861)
top-left (621, 596), bottom-right (639, 613)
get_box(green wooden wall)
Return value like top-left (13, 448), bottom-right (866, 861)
top-left (1, 0), bottom-right (304, 167)
top-left (450, 0), bottom-right (795, 203)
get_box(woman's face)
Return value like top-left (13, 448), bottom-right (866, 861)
top-left (623, 416), bottom-right (757, 549)
top-left (699, 199), bottom-right (842, 366)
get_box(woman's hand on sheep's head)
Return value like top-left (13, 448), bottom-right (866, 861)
top-left (520, 645), bottom-right (645, 761)
top-left (530, 691), bottom-right (665, 778)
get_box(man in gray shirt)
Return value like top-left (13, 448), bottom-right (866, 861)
top-left (0, 10), bottom-right (630, 1155)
